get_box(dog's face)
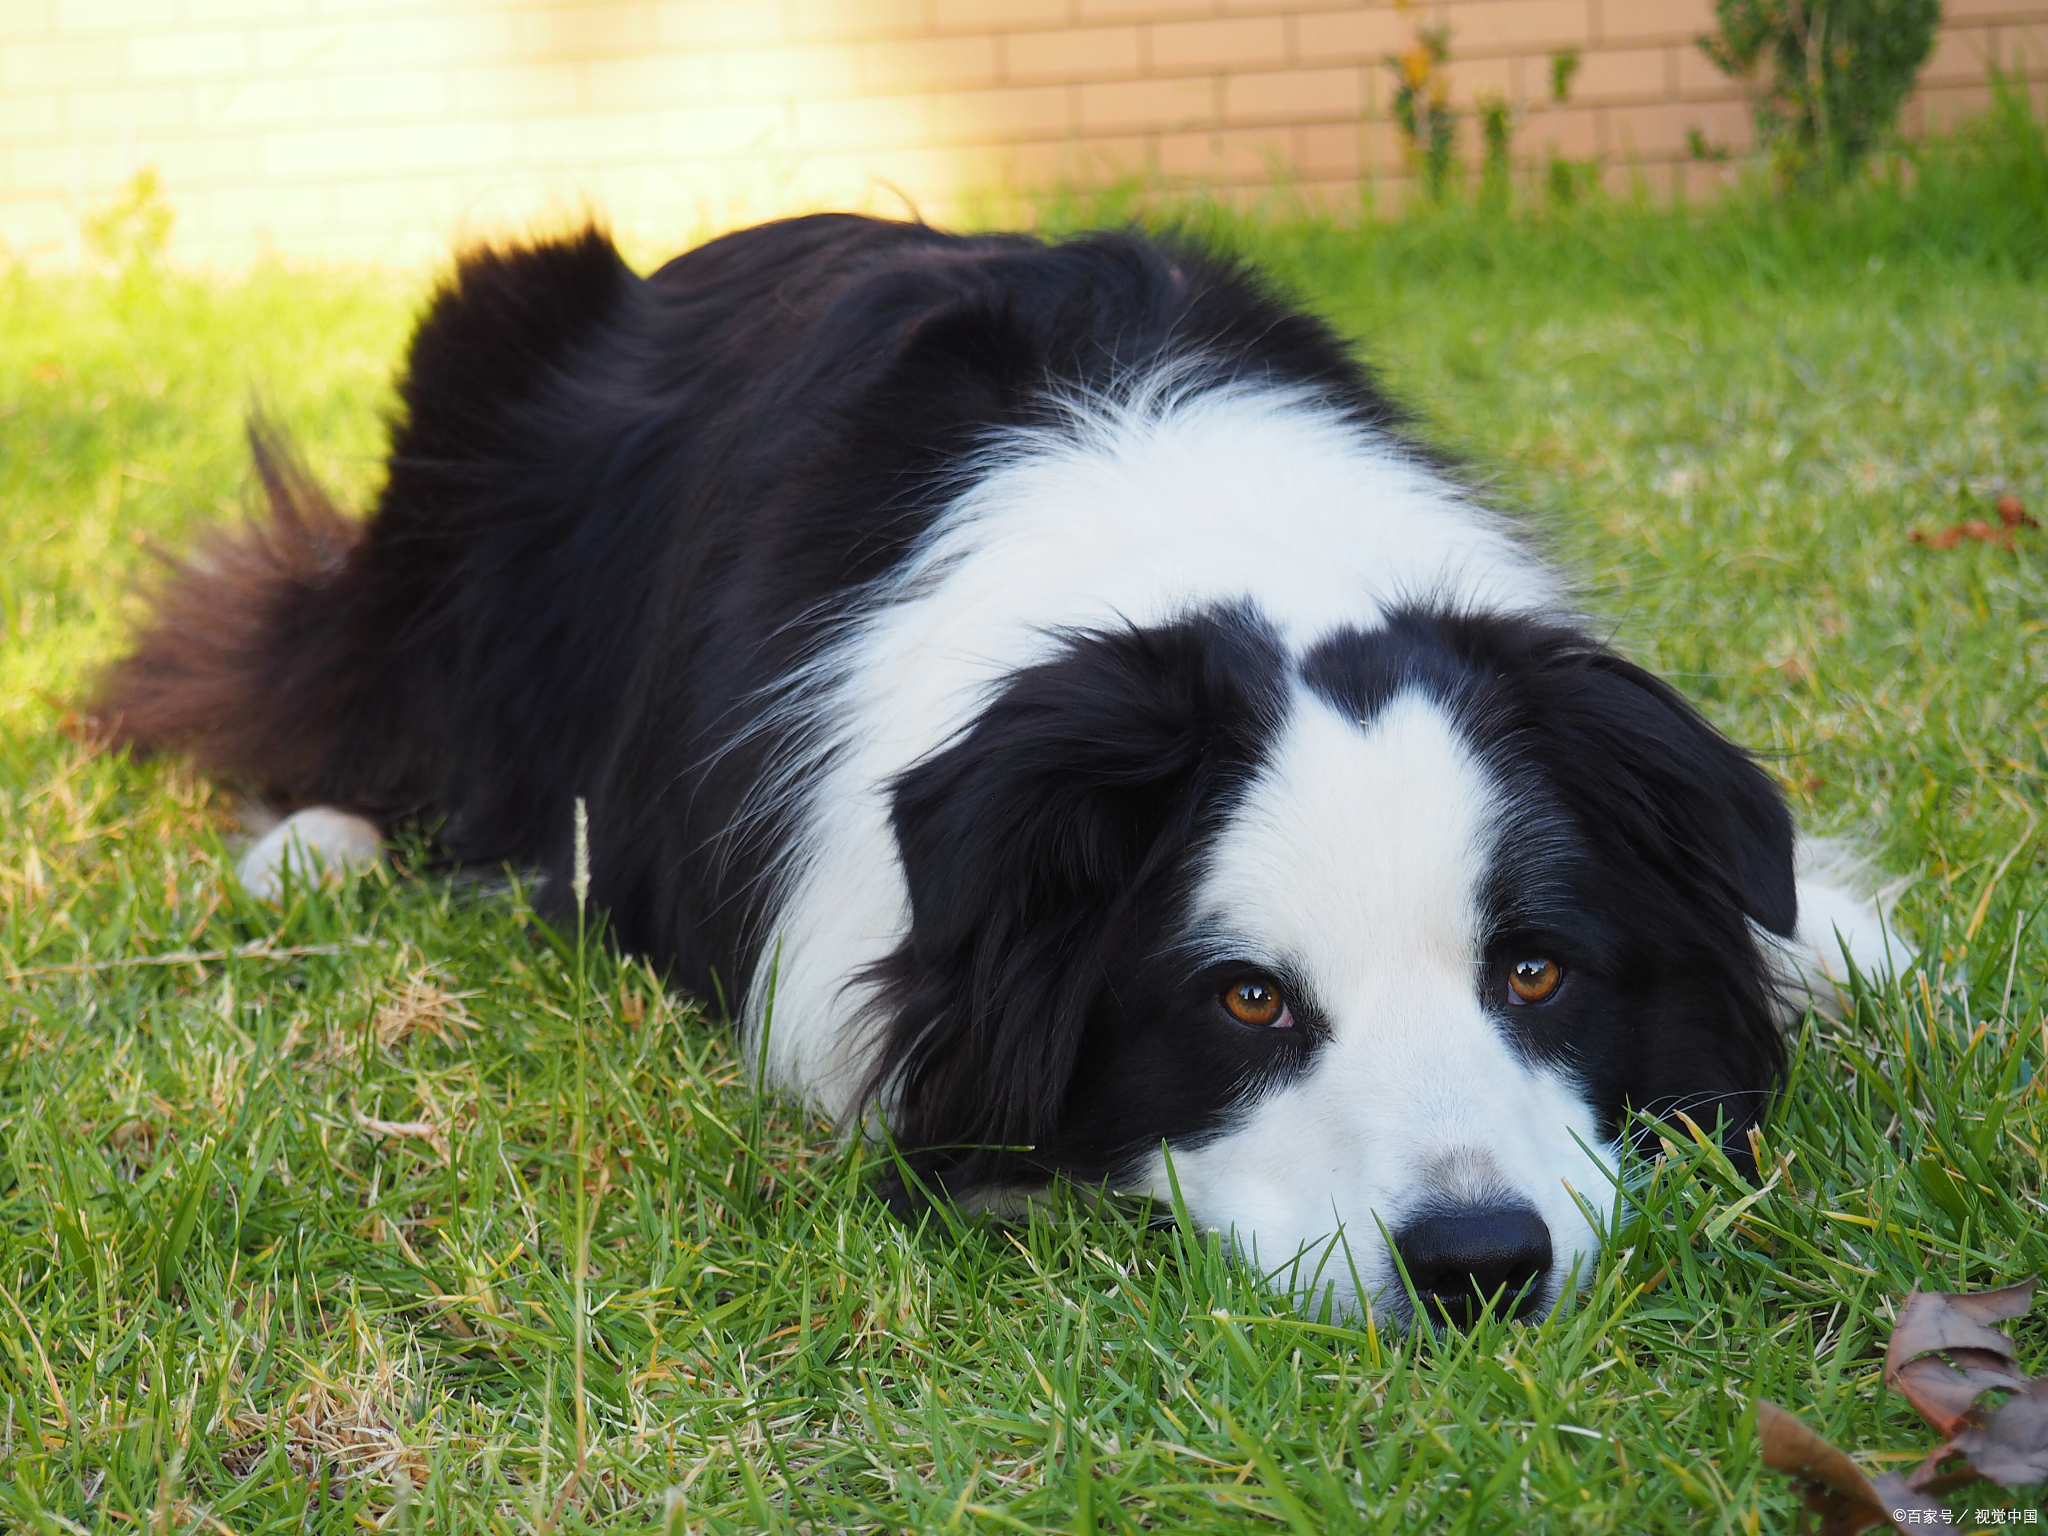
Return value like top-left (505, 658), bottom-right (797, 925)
top-left (872, 605), bottom-right (1796, 1324)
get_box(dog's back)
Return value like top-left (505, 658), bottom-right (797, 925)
top-left (94, 216), bottom-right (1392, 986)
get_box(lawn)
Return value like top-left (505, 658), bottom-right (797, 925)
top-left (4, 105), bottom-right (2047, 1532)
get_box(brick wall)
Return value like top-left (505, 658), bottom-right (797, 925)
top-left (4, 0), bottom-right (2045, 267)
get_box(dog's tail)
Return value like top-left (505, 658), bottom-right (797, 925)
top-left (90, 224), bottom-right (641, 827)
top-left (87, 422), bottom-right (369, 804)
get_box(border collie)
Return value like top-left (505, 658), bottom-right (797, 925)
top-left (95, 216), bottom-right (1902, 1325)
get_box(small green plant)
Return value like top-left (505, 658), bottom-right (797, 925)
top-left (1546, 153), bottom-right (1600, 207)
top-left (1388, 28), bottom-right (1458, 200)
top-left (1478, 91), bottom-right (1515, 208)
top-left (1701, 0), bottom-right (1940, 186)
top-left (80, 166), bottom-right (175, 271)
top-left (1549, 46), bottom-right (1583, 105)
top-left (1687, 126), bottom-right (1733, 162)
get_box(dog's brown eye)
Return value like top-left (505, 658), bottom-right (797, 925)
top-left (1507, 957), bottom-right (1563, 1004)
top-left (1223, 978), bottom-right (1291, 1028)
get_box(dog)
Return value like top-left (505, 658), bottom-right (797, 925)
top-left (95, 215), bottom-right (1903, 1325)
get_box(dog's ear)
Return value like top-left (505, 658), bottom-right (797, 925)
top-left (866, 608), bottom-right (1284, 1193)
top-left (1544, 652), bottom-right (1796, 940)
top-left (1525, 650), bottom-right (1796, 1175)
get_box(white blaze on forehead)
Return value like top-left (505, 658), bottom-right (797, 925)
top-left (1140, 686), bottom-right (1612, 1315)
top-left (1199, 688), bottom-right (1496, 989)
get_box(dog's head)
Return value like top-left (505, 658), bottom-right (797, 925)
top-left (868, 603), bottom-right (1795, 1324)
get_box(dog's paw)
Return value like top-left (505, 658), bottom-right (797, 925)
top-left (236, 806), bottom-right (383, 902)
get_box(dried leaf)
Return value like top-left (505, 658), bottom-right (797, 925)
top-left (1885, 1281), bottom-right (2037, 1437)
top-left (1950, 1377), bottom-right (2048, 1487)
top-left (1910, 519), bottom-right (2019, 551)
top-left (1891, 1352), bottom-right (2030, 1438)
top-left (1756, 1399), bottom-right (1896, 1532)
top-left (1996, 493), bottom-right (2038, 529)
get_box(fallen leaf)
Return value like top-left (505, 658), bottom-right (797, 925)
top-left (1910, 520), bottom-right (2018, 552)
top-left (1891, 1351), bottom-right (2030, 1438)
top-left (1885, 1281), bottom-right (2037, 1437)
top-left (1951, 1377), bottom-right (2048, 1486)
top-left (1755, 1400), bottom-right (1954, 1532)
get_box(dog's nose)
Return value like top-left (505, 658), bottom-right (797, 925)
top-left (1392, 1204), bottom-right (1553, 1326)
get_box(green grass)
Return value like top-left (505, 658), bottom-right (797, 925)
top-left (4, 101), bottom-right (2048, 1532)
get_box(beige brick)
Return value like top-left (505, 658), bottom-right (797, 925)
top-left (1596, 0), bottom-right (1712, 46)
top-left (933, 81), bottom-right (1072, 141)
top-left (517, 1), bottom-right (652, 60)
top-left (1214, 126), bottom-right (1297, 179)
top-left (656, 99), bottom-right (792, 156)
top-left (1005, 24), bottom-right (1140, 81)
top-left (584, 52), bottom-right (725, 109)
top-left (1674, 36), bottom-right (1740, 95)
top-left (128, 29), bottom-right (252, 82)
top-left (1987, 22), bottom-right (2048, 72)
top-left (1294, 7), bottom-right (1410, 66)
top-left (0, 1), bottom-right (55, 42)
top-left (200, 74), bottom-right (327, 129)
top-left (980, 133), bottom-right (1084, 185)
top-left (1564, 43), bottom-right (1665, 102)
top-left (62, 81), bottom-right (191, 135)
top-left (1061, 129), bottom-right (1154, 174)
top-left (0, 90), bottom-right (62, 142)
top-left (10, 138), bottom-right (122, 193)
top-left (314, 0), bottom-right (452, 23)
top-left (1288, 175), bottom-right (1367, 211)
top-left (1295, 118), bottom-right (1361, 176)
top-left (722, 42), bottom-right (862, 103)
top-left (846, 143), bottom-right (970, 191)
top-left (936, 0), bottom-right (1072, 27)
top-left (861, 33), bottom-right (1001, 90)
top-left (58, 0), bottom-right (179, 32)
top-left (381, 11), bottom-right (519, 68)
top-left (1224, 64), bottom-right (1360, 121)
top-left (190, 180), bottom-right (330, 241)
top-left (388, 116), bottom-right (523, 172)
top-left (1925, 25), bottom-right (1999, 85)
top-left (1442, 0), bottom-right (1592, 55)
top-left (324, 66), bottom-right (454, 121)
top-left (1452, 52), bottom-right (1514, 103)
top-left (328, 171), bottom-right (456, 232)
top-left (1079, 71), bottom-right (1212, 129)
top-left (185, 0), bottom-right (315, 23)
top-left (791, 0), bottom-right (930, 45)
top-left (1150, 14), bottom-right (1287, 72)
top-left (1353, 114), bottom-right (1403, 174)
top-left (519, 109), bottom-right (658, 167)
top-left (0, 194), bottom-right (74, 257)
top-left (1159, 123), bottom-right (1301, 181)
top-left (455, 61), bottom-right (587, 116)
top-left (655, 0), bottom-right (791, 47)
top-left (2, 35), bottom-right (124, 91)
top-left (1674, 154), bottom-right (1740, 203)
top-left (1521, 101), bottom-right (1599, 157)
top-left (1917, 80), bottom-right (1996, 127)
top-left (1076, 0), bottom-right (1212, 21)
top-left (259, 123), bottom-right (392, 178)
top-left (793, 92), bottom-right (932, 151)
top-left (1607, 96), bottom-right (1747, 158)
top-left (1941, 0), bottom-right (2045, 21)
top-left (150, 131), bottom-right (263, 185)
top-left (256, 22), bottom-right (382, 74)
